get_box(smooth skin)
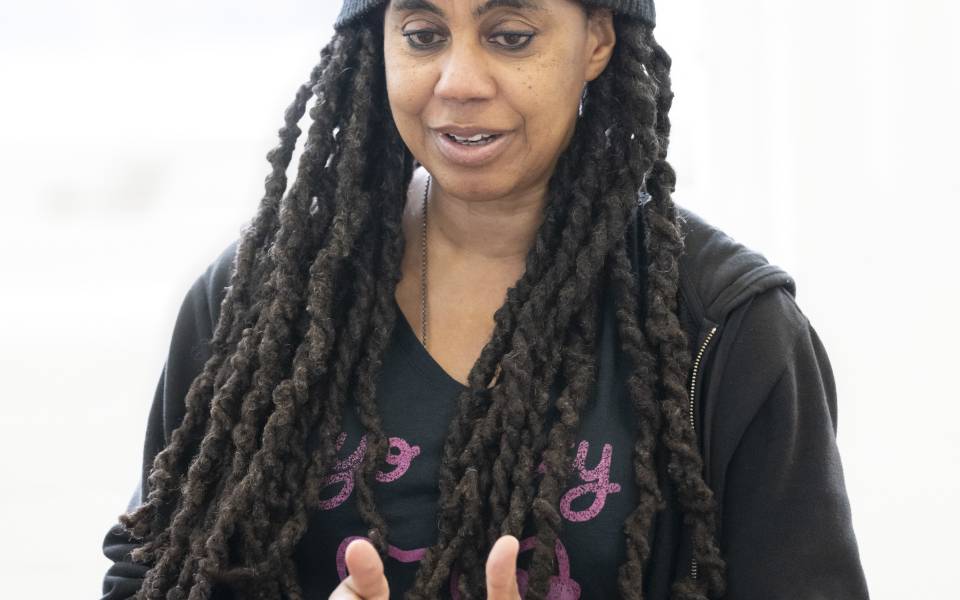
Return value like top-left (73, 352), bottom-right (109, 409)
top-left (330, 0), bottom-right (616, 597)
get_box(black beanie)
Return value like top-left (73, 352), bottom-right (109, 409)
top-left (334, 0), bottom-right (655, 31)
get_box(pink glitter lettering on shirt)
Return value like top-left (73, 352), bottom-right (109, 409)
top-left (335, 535), bottom-right (581, 599)
top-left (534, 440), bottom-right (622, 523)
top-left (558, 441), bottom-right (622, 522)
top-left (449, 536), bottom-right (581, 600)
top-left (335, 536), bottom-right (427, 581)
top-left (375, 437), bottom-right (421, 483)
top-left (317, 433), bottom-right (366, 510)
top-left (317, 433), bottom-right (422, 510)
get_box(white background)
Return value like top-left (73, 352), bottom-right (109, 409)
top-left (0, 0), bottom-right (957, 598)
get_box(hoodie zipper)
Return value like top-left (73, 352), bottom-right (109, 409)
top-left (687, 325), bottom-right (718, 582)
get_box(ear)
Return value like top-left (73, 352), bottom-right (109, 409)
top-left (583, 8), bottom-right (616, 82)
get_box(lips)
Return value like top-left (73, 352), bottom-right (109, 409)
top-left (434, 125), bottom-right (511, 137)
top-left (444, 132), bottom-right (499, 143)
top-left (433, 126), bottom-right (512, 167)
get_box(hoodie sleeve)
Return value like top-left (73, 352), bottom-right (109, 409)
top-left (716, 292), bottom-right (870, 599)
top-left (100, 243), bottom-right (235, 599)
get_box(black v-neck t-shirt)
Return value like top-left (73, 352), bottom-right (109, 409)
top-left (293, 291), bottom-right (642, 599)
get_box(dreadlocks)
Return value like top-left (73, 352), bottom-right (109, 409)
top-left (118, 6), bottom-right (727, 600)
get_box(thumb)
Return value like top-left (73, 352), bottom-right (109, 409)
top-left (485, 535), bottom-right (521, 599)
top-left (340, 539), bottom-right (390, 600)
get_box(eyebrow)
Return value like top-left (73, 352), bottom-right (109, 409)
top-left (391, 0), bottom-right (545, 19)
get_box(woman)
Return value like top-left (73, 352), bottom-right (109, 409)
top-left (101, 0), bottom-right (869, 598)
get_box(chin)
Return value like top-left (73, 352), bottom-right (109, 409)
top-left (441, 172), bottom-right (513, 199)
top-left (429, 155), bottom-right (544, 200)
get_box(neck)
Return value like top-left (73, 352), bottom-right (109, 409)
top-left (412, 167), bottom-right (547, 268)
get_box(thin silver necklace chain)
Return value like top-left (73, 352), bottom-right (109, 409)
top-left (419, 173), bottom-right (504, 387)
top-left (419, 173), bottom-right (431, 348)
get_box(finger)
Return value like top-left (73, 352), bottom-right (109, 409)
top-left (327, 578), bottom-right (362, 600)
top-left (485, 535), bottom-right (521, 599)
top-left (330, 539), bottom-right (390, 600)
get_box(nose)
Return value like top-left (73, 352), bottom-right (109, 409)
top-left (434, 36), bottom-right (497, 103)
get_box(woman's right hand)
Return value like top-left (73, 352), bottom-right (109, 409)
top-left (327, 535), bottom-right (522, 599)
top-left (328, 538), bottom-right (390, 600)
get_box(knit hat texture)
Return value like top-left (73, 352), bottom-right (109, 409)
top-left (334, 0), bottom-right (655, 30)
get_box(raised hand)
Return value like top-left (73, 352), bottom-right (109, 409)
top-left (485, 535), bottom-right (522, 600)
top-left (328, 538), bottom-right (390, 600)
top-left (328, 535), bottom-right (522, 599)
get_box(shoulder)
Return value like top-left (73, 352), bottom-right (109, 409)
top-left (674, 206), bottom-right (840, 490)
top-left (670, 203), bottom-right (818, 390)
top-left (189, 238), bottom-right (240, 329)
top-left (673, 204), bottom-right (796, 328)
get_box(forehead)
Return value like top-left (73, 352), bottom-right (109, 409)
top-left (389, 0), bottom-right (548, 19)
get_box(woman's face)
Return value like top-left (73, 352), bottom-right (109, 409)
top-left (383, 0), bottom-right (615, 202)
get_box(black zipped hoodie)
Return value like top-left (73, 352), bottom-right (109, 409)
top-left (101, 205), bottom-right (870, 599)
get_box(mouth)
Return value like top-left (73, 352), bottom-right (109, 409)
top-left (441, 132), bottom-right (502, 146)
top-left (433, 130), bottom-right (511, 167)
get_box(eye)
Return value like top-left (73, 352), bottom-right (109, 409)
top-left (402, 29), bottom-right (446, 50)
top-left (490, 31), bottom-right (536, 50)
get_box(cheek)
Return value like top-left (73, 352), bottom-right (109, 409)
top-left (514, 60), bottom-right (582, 145)
top-left (385, 59), bottom-right (432, 144)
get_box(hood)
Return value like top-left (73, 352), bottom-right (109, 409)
top-left (675, 206), bottom-right (795, 328)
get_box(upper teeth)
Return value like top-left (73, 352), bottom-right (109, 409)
top-left (450, 133), bottom-right (494, 142)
